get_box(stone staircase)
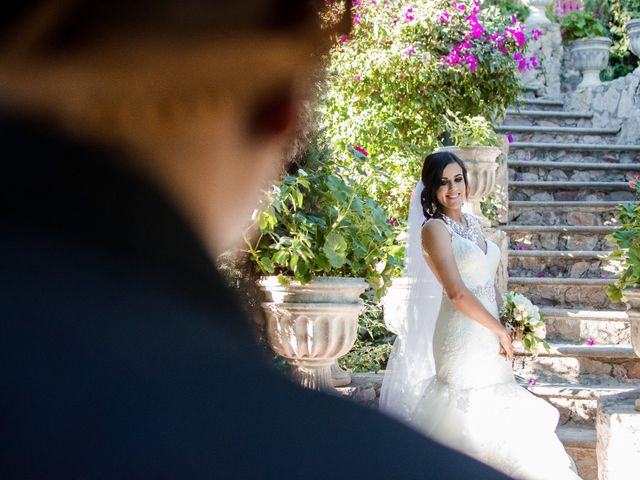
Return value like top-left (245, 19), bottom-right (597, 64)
top-left (500, 96), bottom-right (640, 479)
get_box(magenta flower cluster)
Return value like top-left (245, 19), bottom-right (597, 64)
top-left (440, 0), bottom-right (541, 73)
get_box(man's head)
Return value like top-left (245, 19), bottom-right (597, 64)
top-left (0, 1), bottom-right (351, 255)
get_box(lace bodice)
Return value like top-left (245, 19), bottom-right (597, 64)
top-left (425, 214), bottom-right (500, 301)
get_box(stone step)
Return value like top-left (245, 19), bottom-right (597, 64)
top-left (539, 307), bottom-right (630, 345)
top-left (507, 277), bottom-right (619, 309)
top-left (556, 425), bottom-right (597, 480)
top-left (506, 226), bottom-right (614, 252)
top-left (510, 250), bottom-right (612, 258)
top-left (509, 277), bottom-right (615, 285)
top-left (510, 169), bottom-right (634, 184)
top-left (509, 207), bottom-right (619, 226)
top-left (516, 98), bottom-right (565, 110)
top-left (508, 160), bottom-right (639, 171)
top-left (510, 149), bottom-right (640, 167)
top-left (510, 181), bottom-right (630, 190)
top-left (508, 201), bottom-right (630, 226)
top-left (510, 185), bottom-right (635, 202)
top-left (503, 225), bottom-right (616, 234)
top-left (508, 250), bottom-right (618, 280)
top-left (510, 142), bottom-right (640, 151)
top-left (513, 341), bottom-right (640, 382)
top-left (496, 125), bottom-right (619, 135)
top-left (519, 378), bottom-right (640, 427)
top-left (501, 110), bottom-right (595, 128)
top-left (506, 109), bottom-right (593, 119)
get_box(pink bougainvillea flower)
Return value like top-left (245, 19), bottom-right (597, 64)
top-left (518, 58), bottom-right (528, 71)
top-left (507, 28), bottom-right (527, 47)
top-left (404, 7), bottom-right (414, 21)
top-left (340, 35), bottom-right (349, 43)
top-left (532, 29), bottom-right (542, 40)
top-left (355, 74), bottom-right (362, 81)
top-left (528, 378), bottom-right (537, 386)
top-left (514, 52), bottom-right (522, 61)
top-left (507, 134), bottom-right (514, 143)
top-left (387, 218), bottom-right (399, 227)
top-left (511, 14), bottom-right (518, 23)
top-left (439, 11), bottom-right (450, 23)
top-left (586, 338), bottom-right (595, 346)
top-left (464, 54), bottom-right (478, 72)
top-left (354, 145), bottom-right (369, 157)
top-left (530, 56), bottom-right (540, 68)
top-left (457, 3), bottom-right (466, 12)
top-left (354, 13), bottom-right (361, 26)
top-left (402, 46), bottom-right (415, 56)
top-left (630, 179), bottom-right (637, 190)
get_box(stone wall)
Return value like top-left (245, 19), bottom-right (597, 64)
top-left (522, 23), bottom-right (563, 99)
top-left (566, 68), bottom-right (640, 145)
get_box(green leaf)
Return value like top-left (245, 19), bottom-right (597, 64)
top-left (323, 231), bottom-right (348, 268)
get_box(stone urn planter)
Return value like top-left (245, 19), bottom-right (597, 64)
top-left (523, 0), bottom-right (552, 26)
top-left (258, 276), bottom-right (367, 393)
top-left (624, 287), bottom-right (640, 358)
top-left (382, 277), bottom-right (413, 336)
top-left (571, 37), bottom-right (612, 89)
top-left (627, 19), bottom-right (640, 58)
top-left (436, 145), bottom-right (501, 228)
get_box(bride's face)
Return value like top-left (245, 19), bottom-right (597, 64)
top-left (436, 162), bottom-right (466, 212)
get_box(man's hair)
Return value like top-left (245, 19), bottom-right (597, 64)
top-left (1, 1), bottom-right (350, 54)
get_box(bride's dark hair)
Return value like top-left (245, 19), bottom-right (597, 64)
top-left (420, 151), bottom-right (469, 220)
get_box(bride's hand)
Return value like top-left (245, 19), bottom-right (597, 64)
top-left (497, 330), bottom-right (514, 362)
top-left (511, 329), bottom-right (523, 342)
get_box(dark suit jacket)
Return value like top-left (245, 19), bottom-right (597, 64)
top-left (0, 116), bottom-right (509, 479)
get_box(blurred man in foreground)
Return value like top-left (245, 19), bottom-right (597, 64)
top-left (0, 1), bottom-right (508, 478)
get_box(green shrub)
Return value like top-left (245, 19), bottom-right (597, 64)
top-left (320, 0), bottom-right (535, 222)
top-left (448, 114), bottom-right (500, 147)
top-left (339, 300), bottom-right (395, 373)
top-left (607, 175), bottom-right (640, 303)
top-left (560, 10), bottom-right (609, 41)
top-left (245, 147), bottom-right (402, 298)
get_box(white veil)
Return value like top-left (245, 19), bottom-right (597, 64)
top-left (379, 180), bottom-right (443, 423)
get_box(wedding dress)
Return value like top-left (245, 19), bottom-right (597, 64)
top-left (380, 182), bottom-right (580, 480)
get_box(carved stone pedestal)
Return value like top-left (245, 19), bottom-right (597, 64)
top-left (259, 277), bottom-right (367, 393)
top-left (596, 390), bottom-right (640, 479)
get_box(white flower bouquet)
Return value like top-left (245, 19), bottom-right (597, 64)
top-left (500, 291), bottom-right (550, 355)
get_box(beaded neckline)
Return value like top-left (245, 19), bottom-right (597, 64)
top-left (441, 213), bottom-right (483, 247)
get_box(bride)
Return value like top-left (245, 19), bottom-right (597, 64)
top-left (380, 151), bottom-right (580, 480)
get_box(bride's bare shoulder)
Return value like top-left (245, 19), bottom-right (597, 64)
top-left (422, 218), bottom-right (451, 237)
top-left (421, 219), bottom-right (452, 253)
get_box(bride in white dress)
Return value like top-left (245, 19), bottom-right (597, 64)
top-left (380, 151), bottom-right (580, 480)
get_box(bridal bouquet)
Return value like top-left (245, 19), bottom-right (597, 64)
top-left (500, 291), bottom-right (550, 355)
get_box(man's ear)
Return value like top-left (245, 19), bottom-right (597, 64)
top-left (248, 83), bottom-right (297, 139)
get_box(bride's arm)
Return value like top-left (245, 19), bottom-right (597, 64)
top-left (422, 221), bottom-right (514, 360)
